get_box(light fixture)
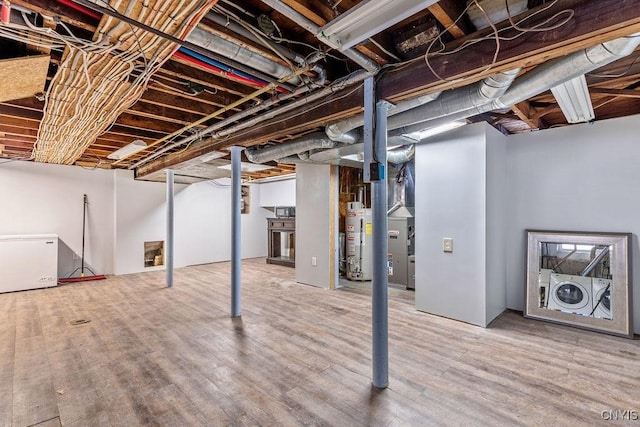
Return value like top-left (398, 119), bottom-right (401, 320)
top-left (550, 74), bottom-right (595, 124)
top-left (317, 0), bottom-right (439, 51)
top-left (107, 139), bottom-right (147, 160)
top-left (218, 162), bottom-right (273, 173)
top-left (413, 121), bottom-right (466, 141)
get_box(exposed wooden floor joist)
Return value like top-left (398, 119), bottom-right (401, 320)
top-left (0, 259), bottom-right (638, 426)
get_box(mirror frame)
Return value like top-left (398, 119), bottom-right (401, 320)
top-left (525, 230), bottom-right (633, 338)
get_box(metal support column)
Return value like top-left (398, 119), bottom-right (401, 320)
top-left (372, 100), bottom-right (391, 389)
top-left (166, 169), bottom-right (174, 288)
top-left (230, 146), bottom-right (243, 317)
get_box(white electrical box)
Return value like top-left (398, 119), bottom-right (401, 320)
top-left (443, 237), bottom-right (453, 253)
top-left (0, 234), bottom-right (58, 293)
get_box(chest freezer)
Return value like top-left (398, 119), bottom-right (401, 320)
top-left (0, 234), bottom-right (58, 293)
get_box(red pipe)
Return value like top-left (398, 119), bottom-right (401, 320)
top-left (52, 0), bottom-right (287, 93)
top-left (1, 1), bottom-right (11, 24)
top-left (55, 0), bottom-right (102, 21)
top-left (173, 50), bottom-right (277, 90)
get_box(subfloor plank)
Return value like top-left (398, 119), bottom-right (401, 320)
top-left (0, 258), bottom-right (638, 426)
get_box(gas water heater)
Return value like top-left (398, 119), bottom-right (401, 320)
top-left (345, 202), bottom-right (373, 281)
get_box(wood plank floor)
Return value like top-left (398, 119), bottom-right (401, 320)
top-left (1, 258), bottom-right (639, 426)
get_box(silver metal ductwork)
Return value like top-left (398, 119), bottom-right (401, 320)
top-left (391, 33), bottom-right (640, 136)
top-left (325, 92), bottom-right (442, 142)
top-left (186, 27), bottom-right (303, 85)
top-left (206, 11), bottom-right (327, 80)
top-left (491, 33), bottom-right (640, 109)
top-left (386, 145), bottom-right (415, 164)
top-left (245, 132), bottom-right (356, 164)
top-left (386, 69), bottom-right (520, 131)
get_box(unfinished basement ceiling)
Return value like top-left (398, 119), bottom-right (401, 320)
top-left (0, 0), bottom-right (639, 181)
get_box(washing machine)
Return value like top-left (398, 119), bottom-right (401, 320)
top-left (592, 278), bottom-right (612, 320)
top-left (547, 273), bottom-right (592, 316)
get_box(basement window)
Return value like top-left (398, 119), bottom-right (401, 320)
top-left (144, 241), bottom-right (164, 267)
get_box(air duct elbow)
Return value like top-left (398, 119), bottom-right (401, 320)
top-left (387, 69), bottom-right (519, 131)
top-left (387, 145), bottom-right (415, 164)
top-left (246, 132), bottom-right (337, 163)
top-left (494, 33), bottom-right (640, 109)
top-left (325, 128), bottom-right (361, 144)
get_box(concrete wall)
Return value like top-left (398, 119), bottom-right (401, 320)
top-left (506, 115), bottom-right (640, 332)
top-left (0, 161), bottom-right (114, 276)
top-left (295, 164), bottom-right (338, 288)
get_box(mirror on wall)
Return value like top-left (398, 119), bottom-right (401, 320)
top-left (525, 230), bottom-right (632, 338)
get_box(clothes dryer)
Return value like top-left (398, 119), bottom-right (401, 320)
top-left (547, 273), bottom-right (592, 316)
top-left (592, 278), bottom-right (612, 320)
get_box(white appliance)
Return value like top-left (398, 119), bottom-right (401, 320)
top-left (0, 234), bottom-right (58, 293)
top-left (592, 278), bottom-right (613, 320)
top-left (345, 202), bottom-right (372, 281)
top-left (547, 273), bottom-right (592, 316)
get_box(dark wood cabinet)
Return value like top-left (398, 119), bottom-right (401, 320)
top-left (267, 218), bottom-right (295, 267)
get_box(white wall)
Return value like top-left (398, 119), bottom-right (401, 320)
top-left (295, 164), bottom-right (337, 288)
top-left (415, 123), bottom-right (506, 327)
top-left (485, 125), bottom-right (507, 324)
top-left (259, 178), bottom-right (296, 207)
top-left (0, 161), bottom-right (114, 276)
top-left (506, 115), bottom-right (640, 332)
top-left (0, 162), bottom-right (275, 279)
top-left (114, 171), bottom-right (272, 275)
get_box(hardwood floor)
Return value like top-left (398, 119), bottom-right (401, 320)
top-left (1, 258), bottom-right (639, 426)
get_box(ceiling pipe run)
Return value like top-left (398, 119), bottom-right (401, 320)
top-left (186, 26), bottom-right (303, 85)
top-left (325, 92), bottom-right (442, 142)
top-left (131, 53), bottom-right (333, 169)
top-left (268, 33), bottom-right (640, 167)
top-left (386, 69), bottom-right (520, 131)
top-left (389, 32), bottom-right (640, 136)
top-left (245, 131), bottom-right (358, 163)
top-left (259, 70), bottom-right (517, 165)
top-left (259, 0), bottom-right (380, 73)
top-left (206, 10), bottom-right (325, 77)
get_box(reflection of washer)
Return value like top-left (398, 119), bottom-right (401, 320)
top-left (547, 274), bottom-right (592, 316)
top-left (592, 278), bottom-right (612, 320)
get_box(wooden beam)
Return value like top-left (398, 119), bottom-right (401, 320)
top-left (161, 60), bottom-right (261, 99)
top-left (126, 102), bottom-right (212, 127)
top-left (511, 101), bottom-right (543, 129)
top-left (138, 0), bottom-right (640, 177)
top-left (140, 88), bottom-right (231, 118)
top-left (379, 0), bottom-right (640, 101)
top-left (136, 85), bottom-right (363, 178)
top-left (589, 88), bottom-right (640, 98)
top-left (427, 0), bottom-right (471, 39)
top-left (12, 0), bottom-right (98, 32)
top-left (276, 0), bottom-right (386, 64)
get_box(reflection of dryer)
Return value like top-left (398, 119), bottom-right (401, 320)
top-left (592, 278), bottom-right (612, 320)
top-left (547, 274), bottom-right (592, 316)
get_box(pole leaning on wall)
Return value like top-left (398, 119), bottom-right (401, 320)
top-left (166, 169), bottom-right (175, 288)
top-left (230, 146), bottom-right (243, 317)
